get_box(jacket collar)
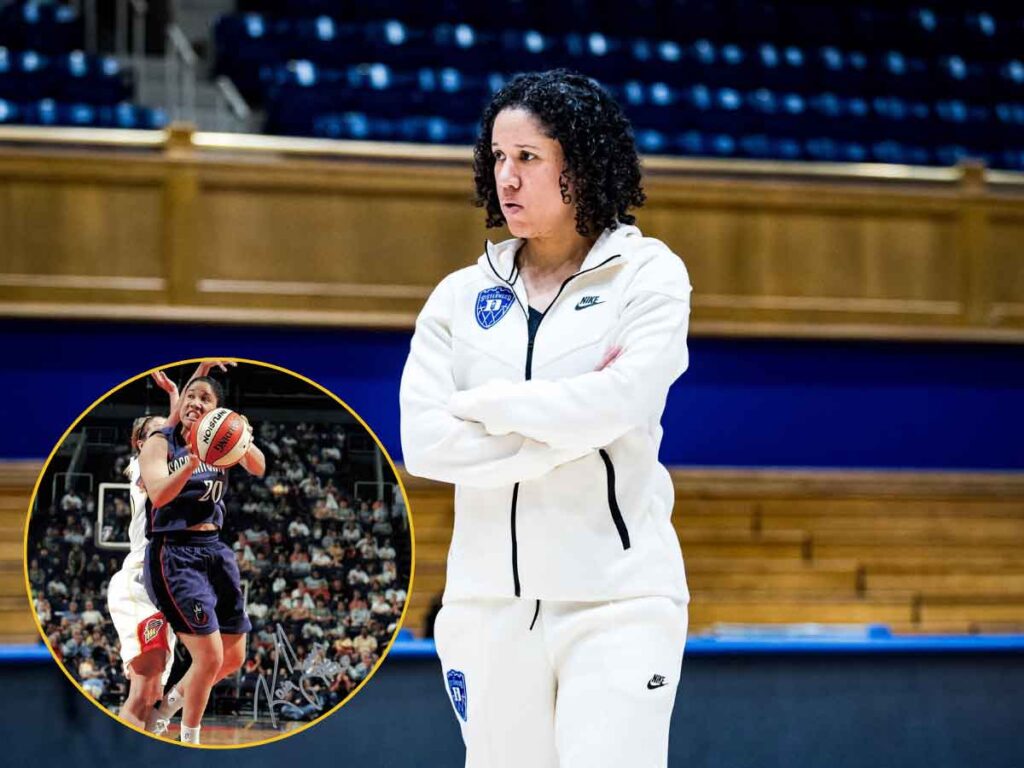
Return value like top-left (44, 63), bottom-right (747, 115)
top-left (479, 224), bottom-right (640, 286)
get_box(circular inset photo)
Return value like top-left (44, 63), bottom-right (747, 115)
top-left (24, 359), bottom-right (413, 747)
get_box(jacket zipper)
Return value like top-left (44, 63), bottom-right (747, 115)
top-left (598, 449), bottom-right (631, 549)
top-left (510, 305), bottom-right (541, 596)
top-left (493, 248), bottom-right (623, 598)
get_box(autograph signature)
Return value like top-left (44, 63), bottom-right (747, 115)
top-left (252, 623), bottom-right (343, 728)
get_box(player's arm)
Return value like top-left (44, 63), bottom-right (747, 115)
top-left (449, 254), bottom-right (691, 451)
top-left (237, 418), bottom-right (266, 477)
top-left (139, 434), bottom-right (199, 508)
top-left (159, 360), bottom-right (236, 428)
top-left (400, 275), bottom-right (592, 489)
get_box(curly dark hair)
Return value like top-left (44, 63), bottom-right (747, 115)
top-left (473, 69), bottom-right (646, 237)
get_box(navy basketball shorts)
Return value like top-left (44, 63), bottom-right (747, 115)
top-left (144, 530), bottom-right (252, 636)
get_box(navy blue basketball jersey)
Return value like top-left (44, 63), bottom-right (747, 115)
top-left (146, 424), bottom-right (228, 535)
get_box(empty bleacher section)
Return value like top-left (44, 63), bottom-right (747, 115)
top-left (210, 1), bottom-right (1024, 168)
top-left (404, 470), bottom-right (1024, 637)
top-left (0, 0), bottom-right (165, 129)
top-left (0, 463), bottom-right (34, 644)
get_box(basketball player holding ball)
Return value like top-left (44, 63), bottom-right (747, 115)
top-left (139, 372), bottom-right (266, 744)
top-left (401, 71), bottom-right (691, 767)
top-left (108, 361), bottom-right (233, 733)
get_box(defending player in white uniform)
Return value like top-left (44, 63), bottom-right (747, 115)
top-left (107, 420), bottom-right (178, 729)
top-left (401, 71), bottom-right (691, 768)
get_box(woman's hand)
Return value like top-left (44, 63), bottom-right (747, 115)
top-left (197, 359), bottom-right (237, 376)
top-left (151, 370), bottom-right (178, 396)
top-left (236, 414), bottom-right (266, 477)
top-left (152, 370), bottom-right (181, 421)
top-left (595, 345), bottom-right (622, 371)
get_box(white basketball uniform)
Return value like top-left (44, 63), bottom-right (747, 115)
top-left (107, 456), bottom-right (176, 680)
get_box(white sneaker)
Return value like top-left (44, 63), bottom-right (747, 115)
top-left (146, 714), bottom-right (171, 735)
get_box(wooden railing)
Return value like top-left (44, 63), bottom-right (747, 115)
top-left (1, 124), bottom-right (1022, 342)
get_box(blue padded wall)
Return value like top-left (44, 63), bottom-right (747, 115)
top-left (1, 318), bottom-right (1021, 469)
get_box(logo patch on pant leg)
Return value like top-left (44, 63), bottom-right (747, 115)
top-left (136, 612), bottom-right (170, 653)
top-left (192, 601), bottom-right (208, 627)
top-left (447, 669), bottom-right (468, 721)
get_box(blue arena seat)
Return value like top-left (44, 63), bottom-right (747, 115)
top-left (431, 23), bottom-right (490, 72)
top-left (635, 127), bottom-right (667, 154)
top-left (213, 13), bottom-right (289, 101)
top-left (0, 49), bottom-right (53, 102)
top-left (497, 29), bottom-right (562, 73)
top-left (285, 16), bottom-right (367, 68)
top-left (53, 52), bottom-right (132, 105)
top-left (12, 97), bottom-right (163, 129)
top-left (0, 0), bottom-right (83, 55)
top-left (0, 97), bottom-right (20, 123)
top-left (416, 67), bottom-right (490, 123)
top-left (312, 111), bottom-right (385, 141)
top-left (0, 46), bottom-right (141, 126)
top-left (359, 20), bottom-right (434, 68)
top-left (996, 58), bottom-right (1024, 100)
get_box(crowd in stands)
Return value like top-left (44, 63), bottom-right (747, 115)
top-left (28, 419), bottom-right (410, 722)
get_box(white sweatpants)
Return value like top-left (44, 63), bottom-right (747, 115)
top-left (434, 596), bottom-right (688, 768)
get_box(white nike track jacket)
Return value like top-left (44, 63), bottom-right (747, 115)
top-left (400, 224), bottom-right (691, 604)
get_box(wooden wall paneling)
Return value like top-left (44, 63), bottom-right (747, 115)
top-left (987, 208), bottom-right (1024, 328)
top-left (191, 159), bottom-right (488, 316)
top-left (642, 179), bottom-right (965, 329)
top-left (0, 152), bottom-right (165, 304)
top-left (0, 127), bottom-right (1022, 341)
top-left (161, 159), bottom-right (200, 305)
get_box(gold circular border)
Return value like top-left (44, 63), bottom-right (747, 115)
top-left (21, 356), bottom-right (417, 749)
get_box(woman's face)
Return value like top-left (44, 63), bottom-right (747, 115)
top-left (179, 381), bottom-right (217, 429)
top-left (492, 107), bottom-right (575, 240)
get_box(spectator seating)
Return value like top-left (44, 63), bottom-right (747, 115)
top-left (0, 1), bottom-right (165, 130)
top-left (0, 481), bottom-right (32, 644)
top-left (211, 2), bottom-right (1024, 169)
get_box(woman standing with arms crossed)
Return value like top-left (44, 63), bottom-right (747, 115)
top-left (400, 70), bottom-right (692, 768)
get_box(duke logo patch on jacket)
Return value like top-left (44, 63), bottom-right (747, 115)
top-left (475, 286), bottom-right (515, 329)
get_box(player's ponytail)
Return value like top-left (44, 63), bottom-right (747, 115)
top-left (127, 415), bottom-right (161, 475)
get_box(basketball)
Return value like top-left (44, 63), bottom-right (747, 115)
top-left (188, 408), bottom-right (249, 468)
